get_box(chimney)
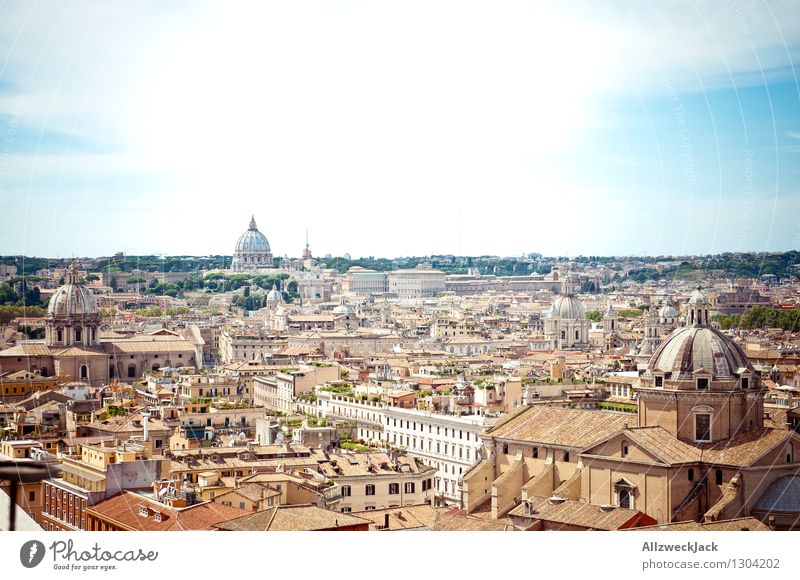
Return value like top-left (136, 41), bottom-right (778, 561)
top-left (142, 410), bottom-right (151, 442)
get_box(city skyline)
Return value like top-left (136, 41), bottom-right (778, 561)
top-left (1, 1), bottom-right (799, 258)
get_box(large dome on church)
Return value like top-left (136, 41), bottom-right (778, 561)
top-left (647, 325), bottom-right (752, 380)
top-left (235, 216), bottom-right (271, 253)
top-left (48, 265), bottom-right (98, 318)
top-left (548, 295), bottom-right (585, 320)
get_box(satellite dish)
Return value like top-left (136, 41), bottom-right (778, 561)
top-left (275, 432), bottom-right (285, 444)
top-left (239, 432), bottom-right (246, 439)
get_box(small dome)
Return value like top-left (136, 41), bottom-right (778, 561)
top-left (646, 326), bottom-right (752, 379)
top-left (688, 286), bottom-right (709, 305)
top-left (549, 295), bottom-right (585, 320)
top-left (753, 475), bottom-right (800, 514)
top-left (235, 216), bottom-right (271, 253)
top-left (659, 303), bottom-right (678, 318)
top-left (333, 296), bottom-right (353, 314)
top-left (266, 283), bottom-right (283, 303)
top-left (48, 264), bottom-right (98, 317)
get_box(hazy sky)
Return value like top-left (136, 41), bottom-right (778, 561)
top-left (1, 1), bottom-right (799, 259)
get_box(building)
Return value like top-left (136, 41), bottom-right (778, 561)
top-left (387, 268), bottom-right (446, 300)
top-left (213, 504), bottom-right (371, 531)
top-left (231, 216), bottom-right (274, 272)
top-left (0, 263), bottom-right (199, 385)
top-left (462, 288), bottom-right (800, 529)
top-left (86, 488), bottom-right (248, 531)
top-left (382, 407), bottom-right (488, 505)
top-left (252, 365), bottom-right (340, 413)
top-left (40, 438), bottom-right (168, 531)
top-left (543, 281), bottom-right (590, 350)
top-left (347, 267), bottom-right (389, 296)
top-left (316, 452), bottom-right (435, 512)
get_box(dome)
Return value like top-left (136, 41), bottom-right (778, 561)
top-left (646, 326), bottom-right (752, 379)
top-left (753, 475), bottom-right (800, 514)
top-left (266, 283), bottom-right (283, 303)
top-left (235, 216), bottom-right (271, 253)
top-left (548, 295), bottom-right (585, 320)
top-left (688, 286), bottom-right (709, 305)
top-left (332, 296), bottom-right (353, 314)
top-left (658, 303), bottom-right (678, 318)
top-left (48, 264), bottom-right (98, 317)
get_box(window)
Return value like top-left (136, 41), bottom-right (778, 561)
top-left (695, 414), bottom-right (711, 442)
top-left (389, 483), bottom-right (399, 495)
top-left (29, 490), bottom-right (35, 501)
top-left (75, 329), bottom-right (82, 342)
top-left (622, 443), bottom-right (628, 457)
top-left (341, 507), bottom-right (352, 513)
top-left (688, 468), bottom-right (694, 481)
top-left (654, 376), bottom-right (663, 387)
top-left (341, 485), bottom-right (351, 497)
top-left (741, 377), bottom-right (749, 389)
top-left (239, 502), bottom-right (245, 509)
top-left (502, 443), bottom-right (509, 454)
top-left (696, 377), bottom-right (709, 390)
top-left (618, 487), bottom-right (632, 509)
top-left (365, 506), bottom-right (375, 511)
top-left (57, 330), bottom-right (63, 342)
top-left (715, 469), bottom-right (723, 485)
top-left (404, 482), bottom-right (415, 493)
top-left (365, 484), bottom-right (375, 496)
top-left (563, 451), bottom-right (570, 462)
top-left (532, 447), bottom-right (539, 459)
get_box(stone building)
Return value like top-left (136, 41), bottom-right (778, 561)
top-left (0, 263), bottom-right (199, 385)
top-left (543, 281), bottom-right (590, 350)
top-left (231, 216), bottom-right (274, 272)
top-left (462, 288), bottom-right (800, 529)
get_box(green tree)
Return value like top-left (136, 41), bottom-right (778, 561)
top-left (585, 310), bottom-right (604, 322)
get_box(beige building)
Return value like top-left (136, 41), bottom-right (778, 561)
top-left (316, 452), bottom-right (436, 513)
top-left (388, 268), bottom-right (446, 300)
top-left (252, 364), bottom-right (340, 413)
top-left (0, 264), bottom-right (200, 385)
top-left (462, 288), bottom-right (800, 529)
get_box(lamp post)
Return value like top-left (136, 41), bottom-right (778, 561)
top-left (0, 461), bottom-right (60, 531)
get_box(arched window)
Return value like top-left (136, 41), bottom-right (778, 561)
top-left (618, 487), bottom-right (632, 509)
top-left (80, 365), bottom-right (88, 380)
top-left (502, 443), bottom-right (509, 454)
top-left (563, 451), bottom-right (570, 462)
top-left (57, 330), bottom-right (63, 343)
top-left (614, 478), bottom-right (635, 509)
top-left (75, 329), bottom-right (82, 342)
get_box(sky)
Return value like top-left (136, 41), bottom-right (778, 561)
top-left (0, 1), bottom-right (799, 259)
